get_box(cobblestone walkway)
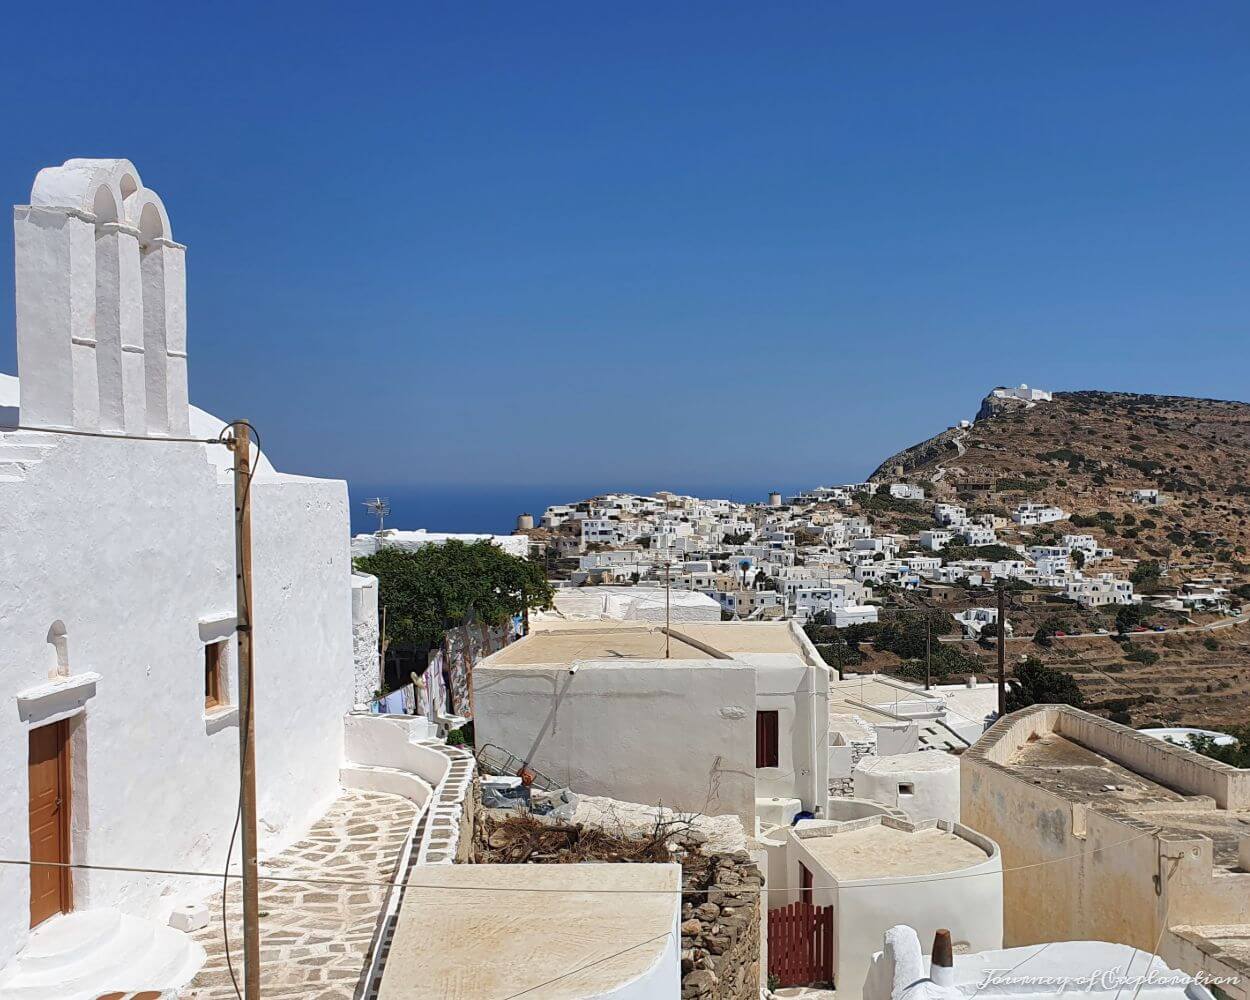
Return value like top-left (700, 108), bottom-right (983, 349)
top-left (180, 790), bottom-right (417, 1000)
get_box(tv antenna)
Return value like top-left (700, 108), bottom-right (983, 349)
top-left (363, 497), bottom-right (391, 533)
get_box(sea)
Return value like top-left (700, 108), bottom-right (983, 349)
top-left (347, 482), bottom-right (813, 536)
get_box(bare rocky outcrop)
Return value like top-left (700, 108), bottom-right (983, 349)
top-left (869, 425), bottom-right (964, 482)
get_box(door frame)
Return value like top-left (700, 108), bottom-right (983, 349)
top-left (28, 719), bottom-right (73, 926)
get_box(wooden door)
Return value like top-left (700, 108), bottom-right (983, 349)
top-left (768, 901), bottom-right (834, 987)
top-left (28, 721), bottom-right (71, 927)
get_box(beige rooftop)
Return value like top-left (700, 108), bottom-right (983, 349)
top-left (801, 821), bottom-right (991, 881)
top-left (1004, 730), bottom-right (1249, 869)
top-left (378, 863), bottom-right (679, 999)
top-left (488, 619), bottom-right (812, 667)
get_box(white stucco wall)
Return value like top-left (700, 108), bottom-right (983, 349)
top-left (1, 159), bottom-right (354, 964)
top-left (853, 751), bottom-right (961, 823)
top-left (596, 911), bottom-right (680, 1000)
top-left (746, 653), bottom-right (830, 814)
top-left (0, 425), bottom-right (355, 964)
top-left (473, 659), bottom-right (757, 823)
top-left (785, 821), bottom-right (1002, 1000)
top-left (351, 572), bottom-right (380, 703)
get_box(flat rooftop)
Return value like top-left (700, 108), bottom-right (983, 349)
top-left (377, 864), bottom-right (679, 999)
top-left (802, 823), bottom-right (991, 881)
top-left (830, 675), bottom-right (931, 719)
top-left (485, 625), bottom-right (712, 664)
top-left (1007, 733), bottom-right (1250, 870)
top-left (676, 622), bottom-right (806, 655)
top-left (490, 620), bottom-right (811, 666)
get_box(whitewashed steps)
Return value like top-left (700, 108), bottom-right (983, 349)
top-left (0, 910), bottom-right (205, 1000)
top-left (0, 431), bottom-right (56, 482)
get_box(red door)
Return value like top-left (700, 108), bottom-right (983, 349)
top-left (28, 721), bottom-right (72, 927)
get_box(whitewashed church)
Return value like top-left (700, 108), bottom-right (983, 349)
top-left (0, 160), bottom-right (361, 986)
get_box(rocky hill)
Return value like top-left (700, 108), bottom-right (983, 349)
top-left (860, 388), bottom-right (1250, 730)
top-left (871, 389), bottom-right (1250, 573)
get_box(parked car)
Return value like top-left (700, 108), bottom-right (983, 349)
top-left (1096, 628), bottom-right (1109, 635)
top-left (1153, 625), bottom-right (1167, 632)
top-left (1132, 626), bottom-right (1149, 633)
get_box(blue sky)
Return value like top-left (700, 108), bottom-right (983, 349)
top-left (2, 3), bottom-right (1248, 490)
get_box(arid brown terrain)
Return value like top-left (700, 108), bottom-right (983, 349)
top-left (862, 389), bottom-right (1250, 729)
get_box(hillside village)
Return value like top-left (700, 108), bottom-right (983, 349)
top-left (509, 387), bottom-right (1250, 732)
top-left (2, 159), bottom-right (1249, 1000)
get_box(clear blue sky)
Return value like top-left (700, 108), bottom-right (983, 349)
top-left (2, 3), bottom-right (1248, 491)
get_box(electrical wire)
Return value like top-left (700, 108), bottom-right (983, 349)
top-left (496, 931), bottom-right (674, 1000)
top-left (0, 422), bottom-right (225, 445)
top-left (0, 825), bottom-right (1162, 895)
top-left (1122, 855), bottom-right (1180, 1000)
top-left (217, 420), bottom-right (261, 1000)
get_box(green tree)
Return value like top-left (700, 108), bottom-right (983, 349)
top-left (1006, 657), bottom-right (1085, 713)
top-left (1187, 727), bottom-right (1250, 768)
top-left (1115, 603), bottom-right (1148, 634)
top-left (355, 540), bottom-right (554, 649)
top-left (1130, 560), bottom-right (1162, 592)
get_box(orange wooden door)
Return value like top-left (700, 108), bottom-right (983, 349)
top-left (28, 721), bottom-right (71, 927)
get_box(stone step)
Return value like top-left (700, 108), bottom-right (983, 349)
top-left (0, 910), bottom-right (205, 1000)
top-left (7, 911), bottom-right (123, 974)
top-left (0, 444), bottom-right (52, 461)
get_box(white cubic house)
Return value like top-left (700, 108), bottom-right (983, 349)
top-left (472, 620), bottom-right (832, 830)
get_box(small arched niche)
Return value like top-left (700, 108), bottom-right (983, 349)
top-left (93, 185), bottom-right (119, 225)
top-left (46, 620), bottom-right (70, 677)
top-left (138, 201), bottom-right (165, 242)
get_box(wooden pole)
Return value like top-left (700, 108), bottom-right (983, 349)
top-left (925, 616), bottom-right (932, 691)
top-left (230, 421), bottom-right (261, 1000)
top-left (997, 580), bottom-right (1007, 719)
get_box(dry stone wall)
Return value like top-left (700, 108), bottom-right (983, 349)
top-left (680, 850), bottom-right (762, 1000)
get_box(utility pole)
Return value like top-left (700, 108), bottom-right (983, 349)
top-left (996, 580), bottom-right (1007, 719)
top-left (664, 561), bottom-right (671, 659)
top-left (229, 421), bottom-right (261, 1000)
top-left (925, 616), bottom-right (932, 691)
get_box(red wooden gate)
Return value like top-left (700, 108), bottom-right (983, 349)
top-left (768, 901), bottom-right (833, 987)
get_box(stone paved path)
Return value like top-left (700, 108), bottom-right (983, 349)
top-left (180, 790), bottom-right (416, 1000)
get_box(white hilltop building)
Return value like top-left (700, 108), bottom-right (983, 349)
top-left (0, 159), bottom-right (475, 998)
top-left (991, 384), bottom-right (1052, 404)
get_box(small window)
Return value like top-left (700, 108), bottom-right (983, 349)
top-left (898, 782), bottom-right (914, 796)
top-left (756, 710), bottom-right (779, 769)
top-left (205, 641), bottom-right (225, 709)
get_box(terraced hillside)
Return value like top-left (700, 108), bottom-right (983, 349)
top-left (871, 389), bottom-right (1250, 573)
top-left (861, 388), bottom-right (1250, 729)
